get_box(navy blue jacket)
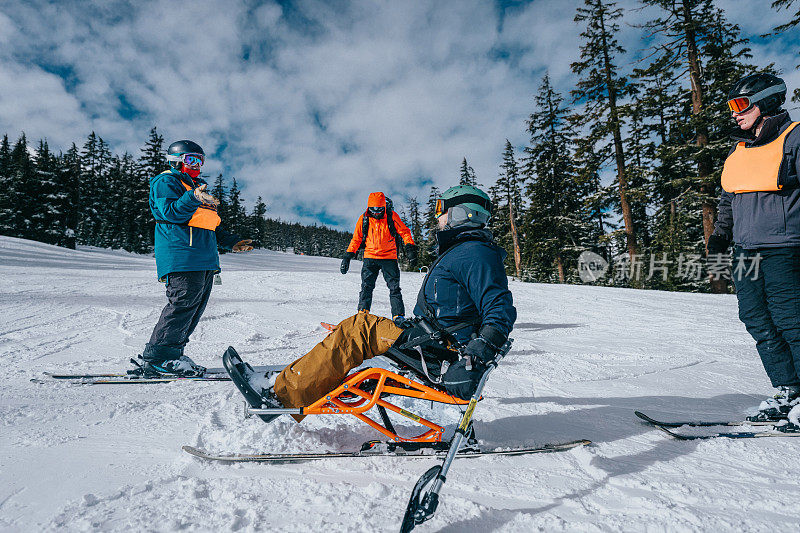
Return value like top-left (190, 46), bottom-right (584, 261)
top-left (713, 111), bottom-right (800, 249)
top-left (150, 168), bottom-right (240, 279)
top-left (414, 228), bottom-right (516, 345)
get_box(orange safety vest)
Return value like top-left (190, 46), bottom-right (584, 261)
top-left (154, 171), bottom-right (222, 231)
top-left (721, 122), bottom-right (800, 194)
top-left (176, 179), bottom-right (221, 230)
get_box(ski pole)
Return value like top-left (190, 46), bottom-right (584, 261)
top-left (399, 360), bottom-right (497, 533)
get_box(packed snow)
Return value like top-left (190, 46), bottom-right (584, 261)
top-left (1, 235), bottom-right (798, 532)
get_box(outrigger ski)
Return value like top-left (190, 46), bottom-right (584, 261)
top-left (182, 439), bottom-right (591, 463)
top-left (651, 423), bottom-right (800, 440)
top-left (635, 411), bottom-right (800, 439)
top-left (634, 410), bottom-right (777, 428)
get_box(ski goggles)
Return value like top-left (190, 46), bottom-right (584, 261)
top-left (727, 83), bottom-right (786, 114)
top-left (181, 153), bottom-right (204, 167)
top-left (435, 194), bottom-right (493, 217)
top-left (368, 206), bottom-right (385, 217)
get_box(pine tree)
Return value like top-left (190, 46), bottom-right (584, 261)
top-left (33, 140), bottom-right (69, 245)
top-left (496, 140), bottom-right (523, 277)
top-left (639, 0), bottom-right (756, 292)
top-left (250, 196), bottom-right (268, 248)
top-left (10, 134), bottom-right (35, 240)
top-left (571, 0), bottom-right (638, 275)
top-left (406, 196), bottom-right (423, 250)
top-left (768, 0), bottom-right (799, 97)
top-left (459, 158), bottom-right (478, 186)
top-left (421, 186), bottom-right (440, 265)
top-left (227, 178), bottom-right (247, 236)
top-left (100, 155), bottom-right (127, 249)
top-left (0, 135), bottom-right (14, 238)
top-left (133, 127), bottom-right (166, 252)
top-left (58, 144), bottom-right (81, 249)
top-left (523, 74), bottom-right (592, 283)
top-left (212, 174), bottom-right (228, 223)
top-left (78, 132), bottom-right (111, 246)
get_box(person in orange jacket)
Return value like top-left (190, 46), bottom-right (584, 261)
top-left (341, 192), bottom-right (417, 321)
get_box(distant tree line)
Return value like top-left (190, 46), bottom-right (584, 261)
top-left (403, 0), bottom-right (798, 292)
top-left (0, 127), bottom-right (351, 258)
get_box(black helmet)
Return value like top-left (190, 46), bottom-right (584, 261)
top-left (167, 140), bottom-right (205, 169)
top-left (727, 73), bottom-right (787, 116)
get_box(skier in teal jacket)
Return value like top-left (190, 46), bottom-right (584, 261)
top-left (138, 140), bottom-right (253, 377)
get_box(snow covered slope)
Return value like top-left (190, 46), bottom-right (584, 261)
top-left (1, 235), bottom-right (797, 532)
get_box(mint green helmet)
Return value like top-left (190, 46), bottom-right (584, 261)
top-left (436, 185), bottom-right (493, 228)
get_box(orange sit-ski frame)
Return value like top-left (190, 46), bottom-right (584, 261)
top-left (299, 367), bottom-right (469, 443)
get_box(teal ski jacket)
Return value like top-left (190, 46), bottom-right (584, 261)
top-left (150, 168), bottom-right (239, 280)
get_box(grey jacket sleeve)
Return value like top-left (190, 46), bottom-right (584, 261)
top-left (713, 191), bottom-right (734, 240)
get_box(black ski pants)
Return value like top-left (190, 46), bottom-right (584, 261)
top-left (143, 270), bottom-right (215, 362)
top-left (358, 258), bottom-right (405, 318)
top-left (733, 247), bottom-right (800, 387)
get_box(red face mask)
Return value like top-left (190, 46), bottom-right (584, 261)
top-left (182, 164), bottom-right (201, 179)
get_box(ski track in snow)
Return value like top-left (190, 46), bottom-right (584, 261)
top-left (1, 235), bottom-right (798, 532)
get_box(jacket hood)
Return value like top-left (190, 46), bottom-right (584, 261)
top-left (367, 192), bottom-right (386, 208)
top-left (436, 227), bottom-right (500, 256)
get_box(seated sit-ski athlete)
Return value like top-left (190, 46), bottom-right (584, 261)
top-left (226, 185), bottom-right (517, 421)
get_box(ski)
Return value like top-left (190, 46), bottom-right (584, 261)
top-left (634, 410), bottom-right (777, 428)
top-left (321, 322), bottom-right (336, 332)
top-left (651, 423), bottom-right (800, 440)
top-left (39, 365), bottom-right (283, 384)
top-left (181, 439), bottom-right (591, 463)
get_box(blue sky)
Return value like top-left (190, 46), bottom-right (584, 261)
top-left (0, 0), bottom-right (797, 229)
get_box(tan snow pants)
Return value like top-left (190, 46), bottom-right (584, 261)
top-left (273, 311), bottom-right (404, 419)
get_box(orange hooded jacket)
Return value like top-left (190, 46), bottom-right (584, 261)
top-left (347, 192), bottom-right (414, 260)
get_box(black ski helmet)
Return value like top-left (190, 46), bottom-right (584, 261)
top-left (167, 140), bottom-right (205, 169)
top-left (727, 73), bottom-right (787, 116)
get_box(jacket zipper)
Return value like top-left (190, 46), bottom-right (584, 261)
top-left (189, 227), bottom-right (193, 247)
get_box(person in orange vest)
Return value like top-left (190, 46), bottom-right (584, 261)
top-left (340, 192), bottom-right (417, 322)
top-left (136, 140), bottom-right (253, 377)
top-left (709, 73), bottom-right (800, 427)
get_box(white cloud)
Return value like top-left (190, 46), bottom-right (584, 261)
top-left (0, 0), bottom-right (797, 228)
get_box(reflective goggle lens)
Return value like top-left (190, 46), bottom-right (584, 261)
top-left (183, 154), bottom-right (204, 167)
top-left (727, 97), bottom-right (751, 114)
top-left (435, 199), bottom-right (445, 217)
top-left (368, 207), bottom-right (385, 215)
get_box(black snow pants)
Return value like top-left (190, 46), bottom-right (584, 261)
top-left (732, 247), bottom-right (800, 387)
top-left (143, 270), bottom-right (215, 362)
top-left (358, 258), bottom-right (405, 318)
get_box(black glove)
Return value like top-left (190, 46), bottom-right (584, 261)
top-left (340, 252), bottom-right (355, 274)
top-left (464, 337), bottom-right (498, 367)
top-left (707, 234), bottom-right (731, 254)
top-left (405, 244), bottom-right (418, 265)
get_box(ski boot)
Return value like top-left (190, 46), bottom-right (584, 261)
top-left (222, 346), bottom-right (282, 423)
top-left (776, 405), bottom-right (800, 434)
top-left (746, 385), bottom-right (800, 422)
top-left (128, 355), bottom-right (206, 378)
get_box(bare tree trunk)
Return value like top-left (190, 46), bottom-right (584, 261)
top-left (681, 0), bottom-right (727, 293)
top-left (556, 254), bottom-right (566, 283)
top-left (598, 1), bottom-right (638, 270)
top-left (508, 201), bottom-right (522, 278)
